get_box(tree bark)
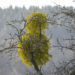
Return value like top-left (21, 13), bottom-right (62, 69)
top-left (31, 53), bottom-right (43, 75)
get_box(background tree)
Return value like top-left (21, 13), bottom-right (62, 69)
top-left (0, 6), bottom-right (74, 75)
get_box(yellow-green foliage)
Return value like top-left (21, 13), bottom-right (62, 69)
top-left (26, 12), bottom-right (48, 34)
top-left (17, 12), bottom-right (52, 66)
top-left (17, 34), bottom-right (51, 66)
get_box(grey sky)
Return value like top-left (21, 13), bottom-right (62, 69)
top-left (0, 0), bottom-right (75, 9)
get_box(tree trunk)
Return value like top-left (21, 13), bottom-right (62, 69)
top-left (31, 53), bottom-right (43, 75)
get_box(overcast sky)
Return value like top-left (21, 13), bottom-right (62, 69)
top-left (0, 0), bottom-right (75, 9)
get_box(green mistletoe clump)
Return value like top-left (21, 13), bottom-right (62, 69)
top-left (17, 12), bottom-right (52, 66)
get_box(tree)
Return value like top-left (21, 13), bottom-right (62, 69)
top-left (0, 12), bottom-right (52, 75)
top-left (17, 12), bottom-right (52, 75)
